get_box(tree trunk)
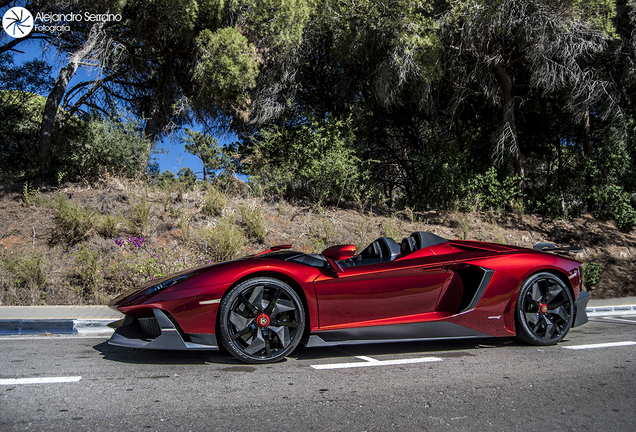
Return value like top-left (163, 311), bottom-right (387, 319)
top-left (581, 108), bottom-right (593, 158)
top-left (581, 107), bottom-right (595, 210)
top-left (38, 21), bottom-right (105, 173)
top-left (143, 96), bottom-right (162, 143)
top-left (143, 54), bottom-right (176, 144)
top-left (495, 65), bottom-right (525, 185)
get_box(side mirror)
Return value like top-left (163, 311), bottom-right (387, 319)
top-left (322, 244), bottom-right (356, 261)
top-left (322, 245), bottom-right (356, 273)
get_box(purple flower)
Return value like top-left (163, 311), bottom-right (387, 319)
top-left (121, 236), bottom-right (146, 247)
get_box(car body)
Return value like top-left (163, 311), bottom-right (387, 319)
top-left (108, 232), bottom-right (589, 363)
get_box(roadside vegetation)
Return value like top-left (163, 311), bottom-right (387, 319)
top-left (0, 175), bottom-right (634, 306)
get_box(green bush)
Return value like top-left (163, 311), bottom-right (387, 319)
top-left (457, 214), bottom-right (471, 240)
top-left (582, 129), bottom-right (636, 229)
top-left (0, 252), bottom-right (48, 305)
top-left (239, 205), bottom-right (267, 243)
top-left (201, 187), bottom-right (226, 217)
top-left (583, 262), bottom-right (603, 289)
top-left (308, 216), bottom-right (339, 252)
top-left (178, 215), bottom-right (191, 244)
top-left (52, 195), bottom-right (97, 246)
top-left (125, 198), bottom-right (151, 236)
top-left (22, 182), bottom-right (42, 207)
top-left (461, 167), bottom-right (523, 214)
top-left (243, 113), bottom-right (375, 205)
top-left (590, 184), bottom-right (636, 229)
top-left (56, 113), bottom-right (150, 180)
top-left (98, 214), bottom-right (119, 238)
top-left (102, 239), bottom-right (193, 295)
top-left (380, 217), bottom-right (403, 241)
top-left (73, 246), bottom-right (102, 298)
top-left (198, 219), bottom-right (245, 262)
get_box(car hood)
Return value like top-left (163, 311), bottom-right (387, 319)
top-left (108, 259), bottom-right (243, 307)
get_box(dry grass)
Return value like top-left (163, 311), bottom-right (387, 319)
top-left (0, 178), bottom-right (634, 305)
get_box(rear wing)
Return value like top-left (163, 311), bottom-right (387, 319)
top-left (533, 242), bottom-right (583, 253)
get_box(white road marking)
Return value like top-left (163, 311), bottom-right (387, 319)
top-left (311, 356), bottom-right (443, 370)
top-left (354, 356), bottom-right (378, 362)
top-left (602, 317), bottom-right (636, 324)
top-left (0, 376), bottom-right (82, 385)
top-left (563, 341), bottom-right (636, 350)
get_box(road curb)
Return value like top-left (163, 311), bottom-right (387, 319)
top-left (1, 304), bottom-right (635, 336)
top-left (586, 305), bottom-right (636, 317)
top-left (0, 319), bottom-right (115, 336)
top-left (74, 319), bottom-right (118, 334)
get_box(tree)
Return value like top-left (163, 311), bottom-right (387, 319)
top-left (240, 110), bottom-right (376, 205)
top-left (182, 128), bottom-right (224, 181)
top-left (439, 0), bottom-right (616, 181)
top-left (59, 113), bottom-right (149, 180)
top-left (0, 52), bottom-right (53, 176)
top-left (38, 20), bottom-right (110, 171)
top-left (177, 166), bottom-right (197, 188)
top-left (30, 0), bottom-right (315, 175)
top-left (105, 0), bottom-right (315, 141)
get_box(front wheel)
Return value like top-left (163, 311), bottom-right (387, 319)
top-left (218, 277), bottom-right (305, 364)
top-left (515, 272), bottom-right (574, 345)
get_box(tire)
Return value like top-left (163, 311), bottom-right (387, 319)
top-left (515, 272), bottom-right (574, 345)
top-left (218, 277), bottom-right (305, 364)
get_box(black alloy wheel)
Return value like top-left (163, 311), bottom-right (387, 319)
top-left (515, 272), bottom-right (574, 345)
top-left (218, 277), bottom-right (305, 364)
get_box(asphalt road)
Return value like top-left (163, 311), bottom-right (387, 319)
top-left (1, 316), bottom-right (635, 432)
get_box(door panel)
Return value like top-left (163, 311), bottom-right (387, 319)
top-left (314, 257), bottom-right (450, 328)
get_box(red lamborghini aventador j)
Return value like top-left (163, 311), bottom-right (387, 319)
top-left (109, 232), bottom-right (589, 363)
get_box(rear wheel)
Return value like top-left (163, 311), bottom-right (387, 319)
top-left (515, 272), bottom-right (574, 345)
top-left (218, 277), bottom-right (305, 364)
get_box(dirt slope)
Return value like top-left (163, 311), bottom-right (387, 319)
top-left (0, 178), bottom-right (634, 305)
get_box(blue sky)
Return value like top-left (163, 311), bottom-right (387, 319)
top-left (10, 37), bottom-right (233, 178)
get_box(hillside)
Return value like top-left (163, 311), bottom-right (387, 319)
top-left (0, 177), bottom-right (634, 306)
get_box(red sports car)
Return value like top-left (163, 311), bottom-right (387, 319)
top-left (108, 232), bottom-right (589, 363)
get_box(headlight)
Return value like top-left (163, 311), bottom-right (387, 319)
top-left (145, 274), bottom-right (194, 295)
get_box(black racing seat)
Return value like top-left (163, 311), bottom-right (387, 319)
top-left (401, 236), bottom-right (417, 255)
top-left (357, 237), bottom-right (402, 264)
top-left (399, 232), bottom-right (448, 257)
top-left (410, 231), bottom-right (447, 249)
top-left (341, 237), bottom-right (402, 267)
